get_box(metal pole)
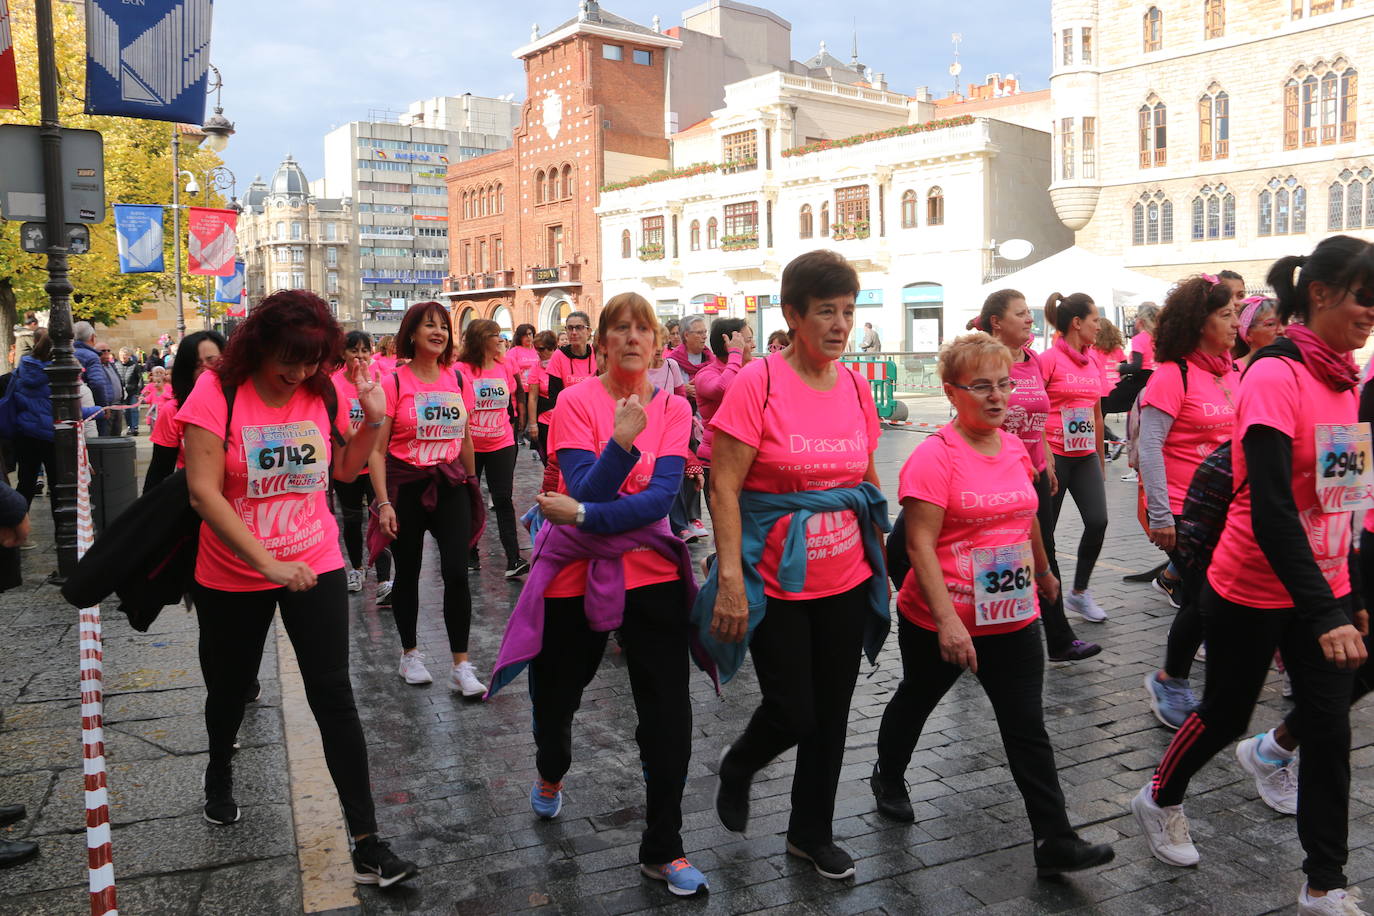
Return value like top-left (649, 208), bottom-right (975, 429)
top-left (171, 129), bottom-right (185, 340)
top-left (35, 0), bottom-right (82, 580)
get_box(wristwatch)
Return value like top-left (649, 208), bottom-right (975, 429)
top-left (575, 503), bottom-right (586, 526)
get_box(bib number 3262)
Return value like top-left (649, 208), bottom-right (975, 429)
top-left (1315, 422), bottom-right (1374, 513)
top-left (973, 541), bottom-right (1038, 627)
top-left (1061, 407), bottom-right (1095, 452)
top-left (243, 422), bottom-right (328, 499)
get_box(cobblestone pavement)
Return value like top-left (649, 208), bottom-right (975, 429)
top-left (3, 403), bottom-right (1373, 915)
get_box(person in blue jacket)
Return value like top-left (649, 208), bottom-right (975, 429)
top-left (73, 321), bottom-right (114, 407)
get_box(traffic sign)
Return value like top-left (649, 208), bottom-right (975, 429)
top-left (19, 222), bottom-right (91, 255)
top-left (0, 125), bottom-right (106, 224)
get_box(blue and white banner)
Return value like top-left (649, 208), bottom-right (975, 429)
top-left (215, 260), bottom-right (244, 303)
top-left (112, 203), bottom-right (164, 273)
top-left (84, 0), bottom-right (213, 123)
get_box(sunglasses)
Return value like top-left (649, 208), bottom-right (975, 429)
top-left (535, 345), bottom-right (554, 352)
top-left (1355, 287), bottom-right (1374, 308)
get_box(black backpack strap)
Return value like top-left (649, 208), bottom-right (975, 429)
top-left (1177, 359), bottom-right (1188, 394)
top-left (222, 383), bottom-right (237, 452)
top-left (320, 382), bottom-right (345, 448)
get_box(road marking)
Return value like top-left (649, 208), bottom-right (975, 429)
top-left (276, 621), bottom-right (359, 913)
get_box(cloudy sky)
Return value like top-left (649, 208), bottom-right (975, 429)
top-left (213, 0), bottom-right (1050, 191)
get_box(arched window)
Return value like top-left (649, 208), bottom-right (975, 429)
top-left (1144, 6), bottom-right (1163, 51)
top-left (1204, 0), bottom-right (1225, 38)
top-left (535, 170), bottom-right (545, 204)
top-left (562, 164), bottom-right (574, 199)
top-left (461, 192), bottom-right (468, 219)
top-left (690, 220), bottom-right (701, 251)
top-left (1138, 99), bottom-right (1167, 167)
top-left (1132, 190), bottom-right (1173, 245)
top-left (1190, 184), bottom-right (1235, 240)
top-left (1198, 88), bottom-right (1229, 160)
top-left (496, 183), bottom-right (504, 213)
top-left (706, 217), bottom-right (718, 249)
top-left (901, 191), bottom-right (917, 228)
top-left (487, 184), bottom-right (495, 215)
top-left (799, 204), bottom-right (813, 239)
top-left (479, 187), bottom-right (487, 217)
top-left (1328, 167), bottom-right (1374, 231)
top-left (620, 229), bottom-right (632, 259)
top-left (1286, 62), bottom-right (1357, 148)
top-left (926, 187), bottom-right (944, 226)
top-left (1259, 176), bottom-right (1306, 236)
top-left (548, 168), bottom-right (558, 202)
top-left (819, 202), bottom-right (830, 237)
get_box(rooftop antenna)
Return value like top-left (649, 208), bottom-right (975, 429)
top-left (850, 19), bottom-right (859, 69)
top-left (949, 32), bottom-right (963, 96)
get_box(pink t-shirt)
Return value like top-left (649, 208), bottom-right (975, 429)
top-left (179, 371), bottom-right (350, 592)
top-left (694, 349), bottom-right (746, 464)
top-left (528, 360), bottom-right (553, 424)
top-left (331, 369), bottom-right (371, 476)
top-left (383, 364), bottom-right (475, 467)
top-left (1139, 359), bottom-right (1239, 514)
top-left (1209, 355), bottom-right (1357, 608)
top-left (1131, 331), bottom-right (1157, 371)
top-left (1040, 345), bottom-right (1104, 457)
top-left (709, 354), bottom-right (881, 600)
top-left (150, 400), bottom-right (185, 468)
top-left (458, 361), bottom-right (517, 452)
top-left (1093, 347), bottom-right (1126, 393)
top-left (506, 345), bottom-right (540, 387)
top-left (373, 355), bottom-right (397, 377)
top-left (546, 348), bottom-right (598, 398)
top-left (545, 380), bottom-right (693, 598)
top-left (898, 427), bottom-right (1040, 636)
top-left (141, 382), bottom-right (174, 407)
top-left (1004, 349), bottom-right (1050, 473)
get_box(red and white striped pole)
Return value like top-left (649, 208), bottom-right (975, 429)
top-left (74, 425), bottom-right (117, 915)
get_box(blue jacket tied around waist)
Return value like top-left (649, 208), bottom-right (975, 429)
top-left (689, 482), bottom-right (892, 683)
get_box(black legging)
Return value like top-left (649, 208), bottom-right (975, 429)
top-left (333, 475), bottom-right (392, 580)
top-left (474, 444), bottom-right (519, 567)
top-left (389, 477), bottom-right (472, 653)
top-left (536, 421), bottom-right (550, 466)
top-left (194, 568), bottom-right (378, 837)
top-left (1049, 453), bottom-right (1108, 592)
top-left (14, 436), bottom-right (55, 514)
top-left (1162, 512), bottom-right (1207, 679)
top-left (1033, 470), bottom-right (1081, 655)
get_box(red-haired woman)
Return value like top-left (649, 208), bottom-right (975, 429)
top-left (181, 290), bottom-right (416, 888)
top-left (370, 301), bottom-right (484, 695)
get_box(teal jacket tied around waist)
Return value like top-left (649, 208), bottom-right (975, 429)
top-left (689, 482), bottom-right (892, 683)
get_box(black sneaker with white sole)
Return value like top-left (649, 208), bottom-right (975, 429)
top-left (352, 835), bottom-right (419, 888)
top-left (785, 839), bottom-right (856, 880)
top-left (505, 560), bottom-right (531, 579)
top-left (203, 766), bottom-right (240, 826)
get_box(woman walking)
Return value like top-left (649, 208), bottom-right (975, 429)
top-left (144, 330), bottom-right (226, 492)
top-left (694, 318), bottom-right (754, 496)
top-left (525, 330), bottom-right (559, 465)
top-left (180, 289), bottom-right (417, 888)
top-left (1234, 295), bottom-right (1283, 369)
top-left (332, 331), bottom-right (392, 598)
top-left (370, 301), bottom-right (485, 695)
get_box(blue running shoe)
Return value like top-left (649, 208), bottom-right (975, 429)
top-left (530, 778), bottom-right (563, 819)
top-left (641, 858), bottom-right (709, 896)
top-left (1145, 672), bottom-right (1199, 730)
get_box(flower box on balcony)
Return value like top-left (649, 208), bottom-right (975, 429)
top-left (720, 233), bottom-right (759, 251)
top-left (832, 221), bottom-right (871, 241)
top-left (720, 157), bottom-right (758, 175)
top-left (638, 243), bottom-right (665, 261)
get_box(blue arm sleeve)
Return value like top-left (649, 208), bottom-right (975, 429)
top-left (578, 456), bottom-right (686, 535)
top-left (558, 442), bottom-right (638, 502)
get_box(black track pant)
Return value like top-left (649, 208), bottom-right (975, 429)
top-left (1033, 470), bottom-right (1080, 655)
top-left (1049, 453), bottom-right (1108, 592)
top-left (474, 444), bottom-right (520, 567)
top-left (1162, 513), bottom-right (1207, 679)
top-left (333, 475), bottom-right (391, 580)
top-left (722, 583), bottom-right (866, 848)
top-left (14, 436), bottom-right (55, 522)
top-left (194, 568), bottom-right (378, 837)
top-left (528, 580), bottom-right (692, 865)
top-left (390, 477), bottom-right (472, 653)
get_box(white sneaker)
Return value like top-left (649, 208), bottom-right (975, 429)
top-left (1235, 735), bottom-right (1298, 815)
top-left (346, 568), bottom-right (364, 593)
top-left (1283, 672), bottom-right (1294, 698)
top-left (1300, 884), bottom-right (1369, 915)
top-left (398, 650), bottom-right (432, 685)
top-left (1121, 469), bottom-right (1138, 481)
top-left (450, 660), bottom-right (486, 698)
top-left (1066, 589), bottom-right (1108, 622)
top-left (376, 579), bottom-right (394, 602)
top-left (1131, 783), bottom-right (1199, 867)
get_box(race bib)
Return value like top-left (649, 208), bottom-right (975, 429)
top-left (413, 391), bottom-right (467, 441)
top-left (1315, 422), bottom-right (1374, 513)
top-left (474, 377), bottom-right (511, 412)
top-left (973, 541), bottom-right (1038, 627)
top-left (1061, 406), bottom-right (1095, 452)
top-left (243, 422), bottom-right (328, 499)
top-left (348, 397), bottom-right (364, 431)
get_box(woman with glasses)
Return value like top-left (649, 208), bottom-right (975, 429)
top-left (667, 315), bottom-right (715, 541)
top-left (333, 332), bottom-right (393, 598)
top-left (458, 319), bottom-right (527, 578)
top-left (547, 313), bottom-right (597, 407)
top-left (144, 330), bottom-right (227, 492)
top-left (525, 331), bottom-right (559, 465)
top-left (872, 332), bottom-right (1114, 879)
top-left (1234, 296), bottom-right (1283, 369)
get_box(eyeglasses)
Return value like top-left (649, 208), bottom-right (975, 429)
top-left (951, 378), bottom-right (1016, 396)
top-left (1353, 287), bottom-right (1374, 308)
top-left (97, 348), bottom-right (111, 354)
top-left (565, 323), bottom-right (588, 332)
top-left (535, 345), bottom-right (554, 352)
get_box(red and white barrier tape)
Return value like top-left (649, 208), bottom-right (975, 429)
top-left (73, 426), bottom-right (118, 915)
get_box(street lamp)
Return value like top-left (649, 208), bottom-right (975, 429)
top-left (200, 166), bottom-right (237, 328)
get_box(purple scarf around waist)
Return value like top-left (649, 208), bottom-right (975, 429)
top-left (365, 453), bottom-right (486, 562)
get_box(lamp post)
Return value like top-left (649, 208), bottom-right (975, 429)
top-left (200, 166), bottom-right (238, 328)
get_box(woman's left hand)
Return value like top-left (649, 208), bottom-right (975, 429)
top-left (1147, 525), bottom-right (1176, 552)
top-left (537, 491), bottom-right (580, 525)
top-left (350, 360), bottom-right (386, 423)
top-left (1036, 572), bottom-right (1060, 606)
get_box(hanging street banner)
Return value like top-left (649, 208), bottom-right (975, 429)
top-left (0, 0), bottom-right (17, 110)
top-left (214, 259), bottom-right (244, 303)
top-left (186, 206), bottom-right (236, 276)
top-left (112, 204), bottom-right (165, 272)
top-left (84, 0), bottom-right (214, 123)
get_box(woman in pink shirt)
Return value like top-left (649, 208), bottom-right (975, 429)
top-left (525, 330), bottom-right (558, 464)
top-left (506, 323), bottom-right (540, 437)
top-left (1134, 238), bottom-right (1374, 912)
top-left (332, 331), bottom-right (392, 599)
top-left (695, 317), bottom-right (755, 478)
top-left (1129, 304), bottom-right (1159, 372)
top-left (1137, 277), bottom-right (1240, 729)
top-left (1040, 292), bottom-right (1109, 624)
top-left (144, 330), bottom-right (225, 493)
top-left (1233, 295), bottom-right (1282, 369)
top-left (139, 366), bottom-right (173, 422)
top-left (971, 289), bottom-right (1099, 663)
top-left (458, 319), bottom-right (526, 578)
top-left (181, 290), bottom-right (416, 887)
top-left (371, 301), bottom-right (482, 695)
top-left (872, 333), bottom-right (1113, 877)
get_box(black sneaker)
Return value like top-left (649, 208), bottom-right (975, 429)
top-left (714, 745), bottom-right (750, 833)
top-left (243, 679), bottom-right (262, 704)
top-left (1047, 640), bottom-right (1103, 662)
top-left (785, 839), bottom-right (856, 880)
top-left (870, 762), bottom-right (914, 822)
top-left (468, 549), bottom-right (481, 570)
top-left (203, 766), bottom-right (240, 826)
top-left (1034, 834), bottom-right (1115, 877)
top-left (505, 560), bottom-right (530, 579)
top-left (1152, 574), bottom-right (1183, 609)
top-left (352, 835), bottom-right (419, 888)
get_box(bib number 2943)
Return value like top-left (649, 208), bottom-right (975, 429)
top-left (973, 541), bottom-right (1038, 627)
top-left (1315, 422), bottom-right (1374, 513)
top-left (1061, 407), bottom-right (1095, 452)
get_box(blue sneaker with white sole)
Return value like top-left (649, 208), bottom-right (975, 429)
top-left (1145, 672), bottom-right (1199, 730)
top-left (641, 858), bottom-right (709, 896)
top-left (530, 778), bottom-right (563, 819)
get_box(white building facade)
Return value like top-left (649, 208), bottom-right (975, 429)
top-left (598, 72), bottom-right (1071, 351)
top-left (1049, 0), bottom-right (1374, 288)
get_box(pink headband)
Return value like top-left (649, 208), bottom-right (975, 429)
top-left (1237, 295), bottom-right (1273, 346)
top-left (1201, 273), bottom-right (1220, 285)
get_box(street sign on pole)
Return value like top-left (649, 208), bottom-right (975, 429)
top-left (0, 124), bottom-right (105, 223)
top-left (19, 222), bottom-right (90, 254)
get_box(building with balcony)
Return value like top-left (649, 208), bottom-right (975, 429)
top-left (1049, 0), bottom-right (1374, 288)
top-left (238, 155), bottom-right (359, 323)
top-left (597, 72), bottom-right (1069, 351)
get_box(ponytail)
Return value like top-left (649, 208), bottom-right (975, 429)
top-left (969, 288), bottom-right (1025, 336)
top-left (1267, 235), bottom-right (1374, 324)
top-left (1044, 291), bottom-right (1094, 334)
